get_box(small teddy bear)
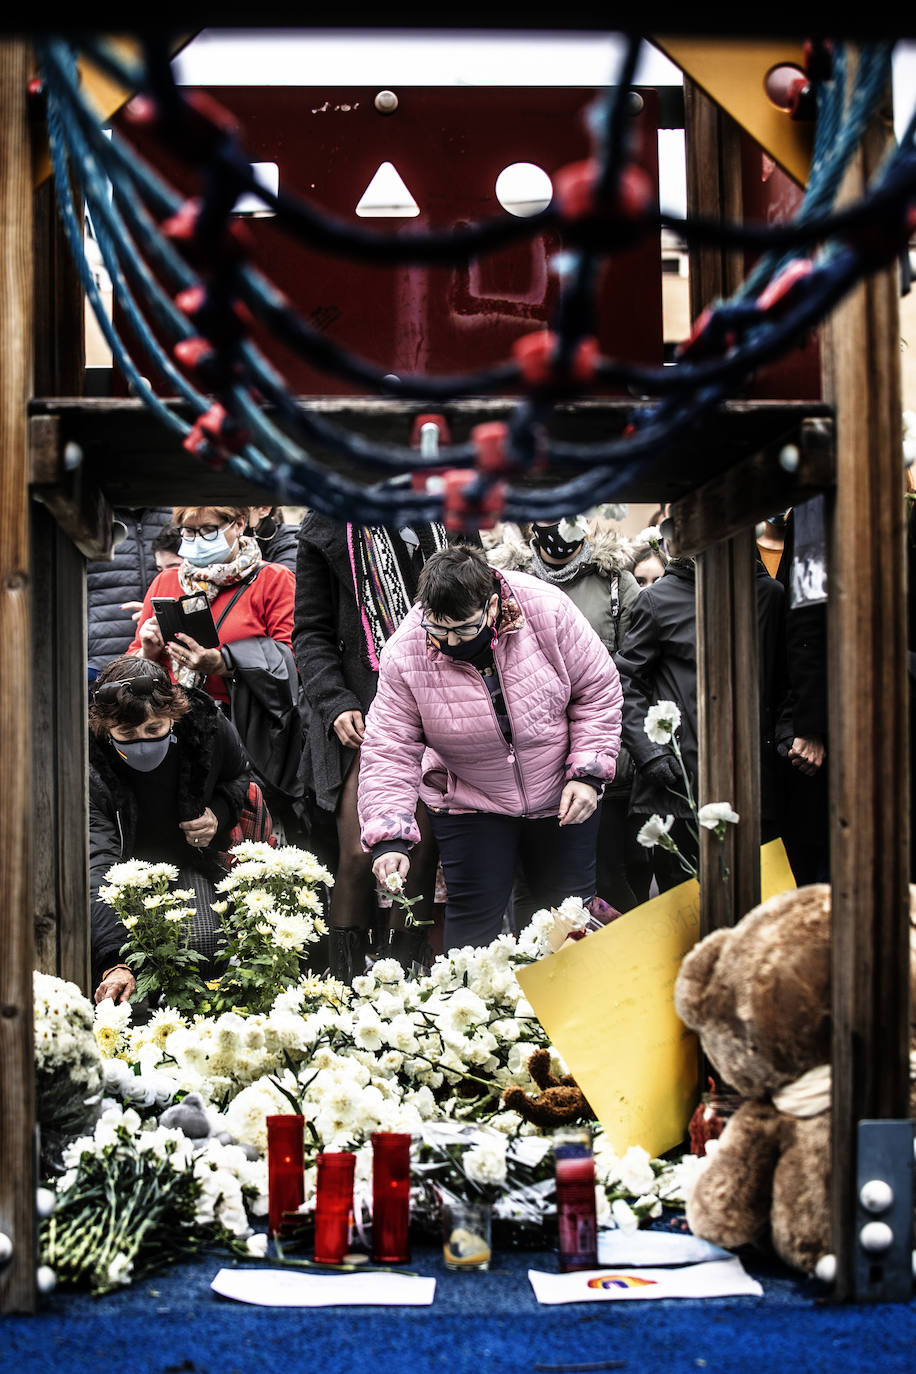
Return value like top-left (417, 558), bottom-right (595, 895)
top-left (502, 1048), bottom-right (592, 1128)
top-left (674, 883), bottom-right (916, 1275)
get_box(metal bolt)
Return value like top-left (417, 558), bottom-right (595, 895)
top-left (374, 90), bottom-right (399, 115)
top-left (36, 1265), bottom-right (57, 1293)
top-left (63, 440), bottom-right (84, 472)
top-left (859, 1220), bottom-right (894, 1254)
top-left (36, 1187), bottom-right (56, 1220)
top-left (859, 1178), bottom-right (894, 1214)
top-left (814, 1253), bottom-right (836, 1283)
top-left (779, 443), bottom-right (800, 472)
top-left (628, 91), bottom-right (645, 116)
top-left (0, 1233), bottom-right (12, 1264)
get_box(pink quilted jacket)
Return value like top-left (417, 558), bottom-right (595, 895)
top-left (358, 569), bottom-right (622, 850)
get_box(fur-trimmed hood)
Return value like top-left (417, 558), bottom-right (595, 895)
top-left (483, 523), bottom-right (638, 579)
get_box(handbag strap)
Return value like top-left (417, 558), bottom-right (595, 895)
top-left (215, 569), bottom-right (260, 631)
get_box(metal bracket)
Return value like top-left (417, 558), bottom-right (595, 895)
top-left (854, 1120), bottom-right (914, 1302)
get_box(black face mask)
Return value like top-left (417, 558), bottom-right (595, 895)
top-left (248, 514), bottom-right (278, 543)
top-left (532, 523), bottom-right (584, 563)
top-left (435, 621), bottom-right (494, 660)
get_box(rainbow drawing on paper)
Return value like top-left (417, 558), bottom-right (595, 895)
top-left (587, 1275), bottom-right (658, 1290)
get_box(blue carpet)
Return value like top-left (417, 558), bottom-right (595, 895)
top-left (4, 1243), bottom-right (916, 1374)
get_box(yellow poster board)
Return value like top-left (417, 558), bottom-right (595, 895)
top-left (515, 839), bottom-right (795, 1158)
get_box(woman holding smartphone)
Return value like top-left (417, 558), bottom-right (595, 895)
top-left (129, 505), bottom-right (300, 831)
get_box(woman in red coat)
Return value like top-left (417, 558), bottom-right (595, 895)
top-left (129, 505), bottom-right (299, 831)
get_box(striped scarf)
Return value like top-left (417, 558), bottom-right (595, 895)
top-left (347, 524), bottom-right (448, 669)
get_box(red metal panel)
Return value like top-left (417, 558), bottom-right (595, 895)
top-left (115, 86), bottom-right (663, 397)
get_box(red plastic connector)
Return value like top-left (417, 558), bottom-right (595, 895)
top-left (756, 259), bottom-right (814, 315)
top-left (175, 286), bottom-right (256, 342)
top-left (676, 305), bottom-right (736, 362)
top-left (513, 330), bottom-right (600, 388)
top-left (161, 198), bottom-right (255, 268)
top-left (125, 90), bottom-right (240, 163)
top-left (174, 336), bottom-right (216, 377)
top-left (409, 413), bottom-right (452, 448)
top-left (553, 159), bottom-right (653, 225)
top-left (441, 468), bottom-right (506, 532)
top-left (472, 421), bottom-right (512, 475)
top-left (197, 401), bottom-right (249, 453)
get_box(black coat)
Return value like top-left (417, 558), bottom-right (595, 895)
top-left (88, 689), bottom-right (249, 981)
top-left (87, 508), bottom-right (173, 670)
top-left (259, 522), bottom-right (300, 574)
top-left (615, 558), bottom-right (786, 822)
top-left (292, 515), bottom-right (383, 813)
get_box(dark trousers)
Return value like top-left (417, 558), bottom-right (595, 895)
top-left (429, 806), bottom-right (602, 951)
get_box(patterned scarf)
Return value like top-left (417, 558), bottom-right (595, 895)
top-left (347, 524), bottom-right (448, 669)
top-left (172, 535), bottom-right (263, 688)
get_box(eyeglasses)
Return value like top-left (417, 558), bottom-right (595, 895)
top-left (93, 676), bottom-right (157, 704)
top-left (419, 604), bottom-right (489, 641)
top-left (179, 523), bottom-right (227, 541)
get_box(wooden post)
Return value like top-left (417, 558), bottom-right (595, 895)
top-left (32, 171), bottom-right (89, 990)
top-left (684, 79), bottom-right (761, 934)
top-left (822, 77), bottom-right (910, 1301)
top-left (0, 39), bottom-right (36, 1313)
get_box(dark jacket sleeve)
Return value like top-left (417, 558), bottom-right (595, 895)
top-left (208, 711), bottom-right (250, 844)
top-left (292, 521), bottom-right (363, 735)
top-left (613, 592), bottom-right (669, 769)
top-left (88, 788), bottom-right (130, 983)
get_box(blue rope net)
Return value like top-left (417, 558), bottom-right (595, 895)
top-left (36, 35), bottom-right (915, 529)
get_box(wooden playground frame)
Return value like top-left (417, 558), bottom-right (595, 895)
top-left (0, 35), bottom-right (910, 1310)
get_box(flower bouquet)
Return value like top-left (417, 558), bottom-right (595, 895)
top-left (98, 860), bottom-right (208, 1012)
top-left (34, 972), bottom-right (104, 1172)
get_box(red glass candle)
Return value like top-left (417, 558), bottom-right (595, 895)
top-left (554, 1126), bottom-right (598, 1271)
top-left (266, 1114), bottom-right (305, 1236)
top-left (371, 1131), bottom-right (412, 1263)
top-left (314, 1151), bottom-right (356, 1264)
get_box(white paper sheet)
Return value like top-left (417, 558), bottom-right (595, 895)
top-left (597, 1230), bottom-right (733, 1267)
top-left (528, 1258), bottom-right (763, 1303)
top-left (211, 1267), bottom-right (437, 1307)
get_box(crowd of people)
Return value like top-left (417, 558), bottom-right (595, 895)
top-left (87, 502), bottom-right (829, 1006)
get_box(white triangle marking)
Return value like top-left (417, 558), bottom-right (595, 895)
top-left (355, 161), bottom-right (421, 218)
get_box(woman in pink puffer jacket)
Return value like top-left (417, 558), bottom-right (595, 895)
top-left (358, 544), bottom-right (623, 950)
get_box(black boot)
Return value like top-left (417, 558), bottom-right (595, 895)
top-left (328, 926), bottom-right (371, 985)
top-left (386, 924), bottom-right (431, 975)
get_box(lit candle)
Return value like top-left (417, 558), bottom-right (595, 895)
top-left (371, 1131), bottom-right (411, 1263)
top-left (266, 1114), bottom-right (305, 1236)
top-left (314, 1151), bottom-right (356, 1264)
top-left (553, 1126), bottom-right (598, 1271)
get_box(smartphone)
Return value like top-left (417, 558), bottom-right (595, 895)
top-left (152, 594), bottom-right (220, 649)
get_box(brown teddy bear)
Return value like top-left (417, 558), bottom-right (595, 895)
top-left (674, 883), bottom-right (916, 1275)
top-left (503, 1048), bottom-right (592, 1128)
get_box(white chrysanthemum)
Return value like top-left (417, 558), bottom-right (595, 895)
top-left (636, 813), bottom-right (675, 848)
top-left (697, 802), bottom-right (740, 829)
top-left (644, 700), bottom-right (681, 744)
top-left (636, 525), bottom-right (663, 546)
top-left (464, 1139), bottom-right (508, 1188)
top-left (610, 1197), bottom-right (639, 1232)
top-left (436, 987), bottom-right (489, 1040)
top-left (616, 1145), bottom-right (657, 1196)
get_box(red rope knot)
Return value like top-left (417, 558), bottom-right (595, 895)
top-left (513, 330), bottom-right (599, 390)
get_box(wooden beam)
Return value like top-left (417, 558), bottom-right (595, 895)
top-left (29, 396), bottom-right (831, 509)
top-left (32, 167), bottom-right (89, 992)
top-left (823, 73), bottom-right (911, 1302)
top-left (667, 416), bottom-right (835, 557)
top-left (0, 39), bottom-right (37, 1315)
top-left (685, 78), bottom-right (761, 935)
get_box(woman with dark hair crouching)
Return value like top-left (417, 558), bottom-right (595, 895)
top-left (89, 654), bottom-right (249, 1006)
top-left (357, 544), bottom-right (623, 951)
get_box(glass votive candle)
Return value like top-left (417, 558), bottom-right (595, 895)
top-left (266, 1114), bottom-right (305, 1236)
top-left (314, 1150), bottom-right (356, 1264)
top-left (553, 1125), bottom-right (598, 1271)
top-left (371, 1131), bottom-right (412, 1263)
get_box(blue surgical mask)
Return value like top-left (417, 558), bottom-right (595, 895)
top-left (179, 526), bottom-right (233, 566)
top-left (110, 732), bottom-right (175, 772)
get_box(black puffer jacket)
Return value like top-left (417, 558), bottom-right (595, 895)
top-left (258, 522), bottom-right (300, 574)
top-left (87, 508), bottom-right (173, 670)
top-left (88, 689), bottom-right (249, 981)
top-left (615, 557), bottom-right (786, 821)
